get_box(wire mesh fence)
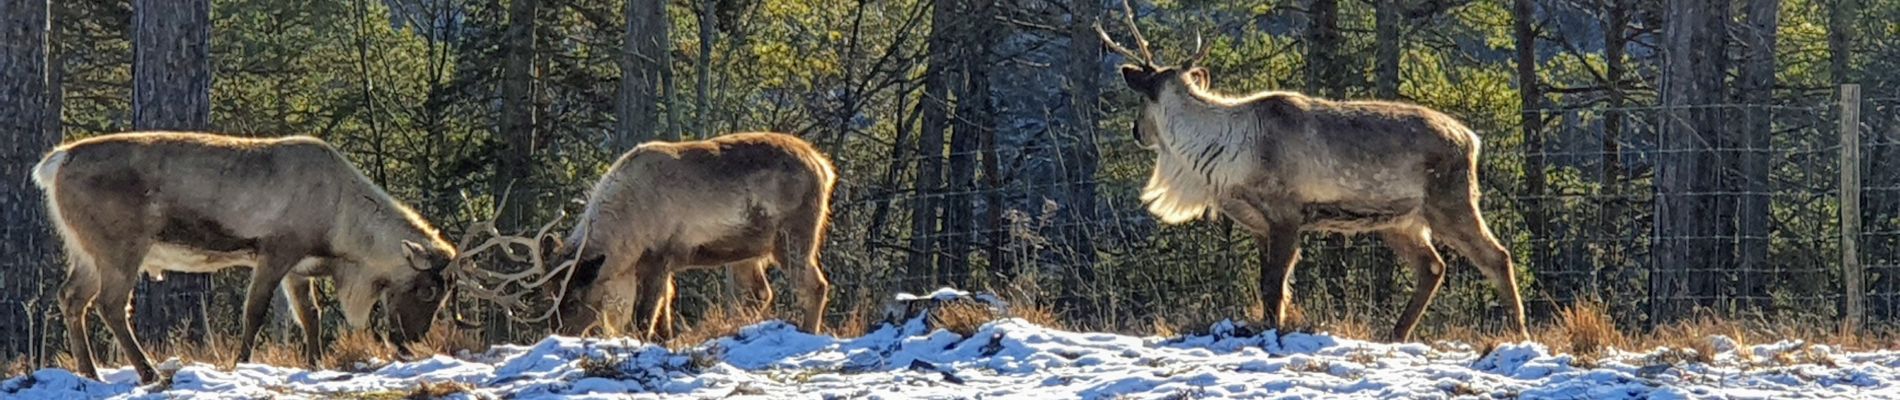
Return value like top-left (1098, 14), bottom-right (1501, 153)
top-left (1, 91), bottom-right (1893, 366)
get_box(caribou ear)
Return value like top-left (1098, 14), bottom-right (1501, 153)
top-left (403, 240), bottom-right (434, 270)
top-left (1120, 65), bottom-right (1162, 99)
top-left (1120, 65), bottom-right (1146, 88)
top-left (1186, 68), bottom-right (1210, 88)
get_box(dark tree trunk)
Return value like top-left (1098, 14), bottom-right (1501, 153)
top-left (132, 0), bottom-right (212, 342)
top-left (495, 0), bottom-right (538, 230)
top-left (1513, 0), bottom-right (1554, 306)
top-left (1, 0), bottom-right (52, 359)
top-left (1736, 0), bottom-right (1778, 310)
top-left (942, 0), bottom-right (992, 288)
top-left (615, 0), bottom-right (669, 152)
top-left (1829, 0), bottom-right (1855, 85)
top-left (907, 0), bottom-right (959, 284)
top-left (1653, 0), bottom-right (1727, 324)
top-left (491, 0), bottom-right (539, 341)
top-left (1305, 0), bottom-right (1342, 97)
top-left (1598, 0), bottom-right (1631, 306)
top-left (1374, 0), bottom-right (1400, 99)
top-left (1057, 0), bottom-right (1104, 309)
top-left (694, 0), bottom-right (715, 139)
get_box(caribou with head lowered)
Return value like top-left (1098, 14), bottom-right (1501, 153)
top-left (1095, 3), bottom-right (1528, 342)
top-left (33, 131), bottom-right (459, 382)
top-left (463, 132), bottom-right (837, 341)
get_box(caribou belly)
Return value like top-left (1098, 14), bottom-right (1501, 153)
top-left (139, 243), bottom-right (326, 280)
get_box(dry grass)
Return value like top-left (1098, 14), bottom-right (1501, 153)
top-left (833, 295), bottom-right (880, 339)
top-left (2, 356), bottom-right (32, 377)
top-left (326, 329), bottom-right (395, 371)
top-left (1773, 344), bottom-right (1838, 368)
top-left (1006, 301), bottom-right (1064, 330)
top-left (405, 380), bottom-right (474, 400)
top-left (1551, 300), bottom-right (1625, 357)
top-left (665, 304), bottom-right (767, 349)
top-left (414, 324), bottom-right (485, 358)
top-left (928, 300), bottom-right (1003, 337)
top-left (576, 351), bottom-right (628, 379)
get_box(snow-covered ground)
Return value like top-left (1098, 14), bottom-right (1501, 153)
top-left (6, 292), bottom-right (1900, 399)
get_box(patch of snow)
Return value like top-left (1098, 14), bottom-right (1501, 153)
top-left (7, 292), bottom-right (1900, 399)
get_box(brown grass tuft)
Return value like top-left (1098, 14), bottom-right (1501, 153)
top-left (666, 305), bottom-right (768, 349)
top-left (576, 351), bottom-right (628, 379)
top-left (928, 300), bottom-right (1002, 337)
top-left (326, 330), bottom-right (395, 371)
top-left (1773, 344), bottom-right (1838, 368)
top-left (405, 380), bottom-right (473, 400)
top-left (414, 324), bottom-right (485, 358)
top-left (1312, 312), bottom-right (1372, 340)
top-left (1007, 301), bottom-right (1064, 330)
top-left (1554, 300), bottom-right (1625, 357)
top-left (2, 356), bottom-right (32, 377)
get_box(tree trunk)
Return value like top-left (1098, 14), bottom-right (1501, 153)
top-left (1598, 0), bottom-right (1630, 307)
top-left (615, 0), bottom-right (668, 152)
top-left (1374, 0), bottom-right (1400, 99)
top-left (1305, 0), bottom-right (1342, 97)
top-left (1058, 0), bottom-right (1104, 310)
top-left (496, 0), bottom-right (538, 230)
top-left (942, 0), bottom-right (991, 288)
top-left (132, 0), bottom-right (212, 343)
top-left (1, 0), bottom-right (52, 358)
top-left (1513, 0), bottom-right (1554, 307)
top-left (907, 0), bottom-right (959, 284)
top-left (1653, 0), bottom-right (1726, 324)
top-left (1829, 0), bottom-right (1855, 85)
top-left (694, 0), bottom-right (714, 139)
top-left (1736, 0), bottom-right (1778, 311)
top-left (491, 0), bottom-right (539, 341)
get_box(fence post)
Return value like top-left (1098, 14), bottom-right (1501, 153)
top-left (1840, 83), bottom-right (1863, 333)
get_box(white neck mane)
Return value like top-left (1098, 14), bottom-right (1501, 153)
top-left (1139, 84), bottom-right (1264, 224)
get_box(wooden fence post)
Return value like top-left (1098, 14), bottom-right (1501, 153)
top-left (1840, 83), bottom-right (1863, 333)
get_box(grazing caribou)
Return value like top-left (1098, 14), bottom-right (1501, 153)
top-left (1095, 3), bottom-right (1529, 342)
top-left (463, 132), bottom-right (837, 340)
top-left (33, 131), bottom-right (458, 382)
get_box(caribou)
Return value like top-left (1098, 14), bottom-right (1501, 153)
top-left (32, 131), bottom-right (460, 382)
top-left (459, 132), bottom-right (837, 341)
top-left (1095, 3), bottom-right (1528, 342)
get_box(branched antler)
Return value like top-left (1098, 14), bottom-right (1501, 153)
top-left (450, 196), bottom-right (588, 324)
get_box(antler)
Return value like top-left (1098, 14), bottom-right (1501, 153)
top-left (1096, 0), bottom-right (1155, 66)
top-left (448, 190), bottom-right (587, 324)
top-left (1185, 33), bottom-right (1212, 69)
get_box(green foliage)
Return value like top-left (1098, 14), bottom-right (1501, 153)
top-left (31, 0), bottom-right (1900, 348)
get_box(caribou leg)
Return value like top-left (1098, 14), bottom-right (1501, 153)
top-left (654, 280), bottom-right (677, 341)
top-left (94, 245), bottom-right (157, 383)
top-left (1424, 160), bottom-right (1529, 341)
top-left (1254, 224), bottom-right (1301, 333)
top-left (629, 254), bottom-right (675, 341)
top-left (776, 233), bottom-right (828, 334)
top-left (728, 258), bottom-right (774, 315)
top-left (281, 276), bottom-right (322, 367)
top-left (59, 257), bottom-right (102, 380)
top-left (1428, 201), bottom-right (1530, 341)
top-left (234, 251), bottom-right (297, 366)
top-left (1380, 224), bottom-right (1447, 343)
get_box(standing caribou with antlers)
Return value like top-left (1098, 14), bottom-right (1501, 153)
top-left (1094, 3), bottom-right (1528, 342)
top-left (462, 132), bottom-right (837, 341)
top-left (33, 132), bottom-right (459, 382)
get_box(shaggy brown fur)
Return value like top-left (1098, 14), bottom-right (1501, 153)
top-left (1101, 21), bottom-right (1527, 342)
top-left (552, 132), bottom-right (837, 341)
top-left (32, 131), bottom-right (457, 382)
